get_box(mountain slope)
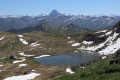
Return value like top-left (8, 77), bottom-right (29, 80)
top-left (0, 21), bottom-right (120, 80)
top-left (8, 23), bottom-right (88, 34)
top-left (53, 21), bottom-right (120, 80)
top-left (66, 21), bottom-right (120, 56)
top-left (53, 51), bottom-right (120, 80)
top-left (0, 10), bottom-right (120, 31)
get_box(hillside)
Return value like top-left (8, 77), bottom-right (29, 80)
top-left (65, 21), bottom-right (120, 56)
top-left (8, 23), bottom-right (88, 34)
top-left (52, 21), bottom-right (120, 80)
top-left (0, 21), bottom-right (120, 80)
top-left (0, 10), bottom-right (120, 31)
top-left (53, 50), bottom-right (120, 80)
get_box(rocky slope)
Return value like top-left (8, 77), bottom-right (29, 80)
top-left (67, 21), bottom-right (120, 56)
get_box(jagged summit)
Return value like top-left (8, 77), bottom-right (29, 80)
top-left (49, 9), bottom-right (60, 16)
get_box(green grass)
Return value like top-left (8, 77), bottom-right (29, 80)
top-left (53, 56), bottom-right (120, 80)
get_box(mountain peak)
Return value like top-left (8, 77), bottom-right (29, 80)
top-left (49, 9), bottom-right (60, 16)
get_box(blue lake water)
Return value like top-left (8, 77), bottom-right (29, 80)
top-left (34, 51), bottom-right (100, 65)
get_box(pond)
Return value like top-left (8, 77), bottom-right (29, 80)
top-left (34, 51), bottom-right (100, 65)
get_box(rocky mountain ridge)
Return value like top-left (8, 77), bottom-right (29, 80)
top-left (0, 10), bottom-right (120, 31)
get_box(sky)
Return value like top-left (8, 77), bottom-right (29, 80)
top-left (0, 0), bottom-right (120, 16)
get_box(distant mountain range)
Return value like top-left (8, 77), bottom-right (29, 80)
top-left (8, 23), bottom-right (88, 34)
top-left (0, 10), bottom-right (120, 31)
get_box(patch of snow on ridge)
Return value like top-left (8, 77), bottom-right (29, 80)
top-left (30, 42), bottom-right (40, 47)
top-left (0, 36), bottom-right (5, 40)
top-left (82, 41), bottom-right (93, 45)
top-left (19, 38), bottom-right (28, 45)
top-left (66, 67), bottom-right (75, 74)
top-left (19, 52), bottom-right (34, 57)
top-left (79, 32), bottom-right (119, 55)
top-left (34, 55), bottom-right (51, 58)
top-left (105, 30), bottom-right (112, 36)
top-left (95, 30), bottom-right (107, 33)
top-left (72, 43), bottom-right (80, 46)
top-left (4, 73), bottom-right (40, 80)
top-left (18, 35), bottom-right (23, 37)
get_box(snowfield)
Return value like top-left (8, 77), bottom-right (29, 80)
top-left (99, 38), bottom-right (120, 55)
top-left (79, 32), bottom-right (120, 55)
top-left (4, 73), bottom-right (40, 80)
top-left (66, 67), bottom-right (75, 74)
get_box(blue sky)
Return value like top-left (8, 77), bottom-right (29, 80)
top-left (0, 0), bottom-right (120, 16)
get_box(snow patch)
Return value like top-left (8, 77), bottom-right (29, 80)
top-left (0, 36), bottom-right (5, 40)
top-left (4, 72), bottom-right (40, 80)
top-left (19, 38), bottom-right (28, 45)
top-left (68, 41), bottom-right (74, 43)
top-left (67, 37), bottom-right (71, 39)
top-left (30, 42), bottom-right (40, 47)
top-left (95, 30), bottom-right (107, 33)
top-left (0, 65), bottom-right (3, 67)
top-left (105, 30), bottom-right (112, 36)
top-left (19, 64), bottom-right (27, 67)
top-left (19, 52), bottom-right (34, 57)
top-left (66, 67), bottom-right (75, 74)
top-left (18, 64), bottom-right (27, 68)
top-left (13, 58), bottom-right (26, 64)
top-left (18, 35), bottom-right (23, 37)
top-left (34, 55), bottom-right (51, 58)
top-left (72, 43), bottom-right (80, 46)
top-left (0, 57), bottom-right (6, 59)
top-left (82, 41), bottom-right (93, 45)
top-left (82, 66), bottom-right (85, 69)
top-left (102, 56), bottom-right (107, 59)
top-left (100, 35), bottom-right (105, 37)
